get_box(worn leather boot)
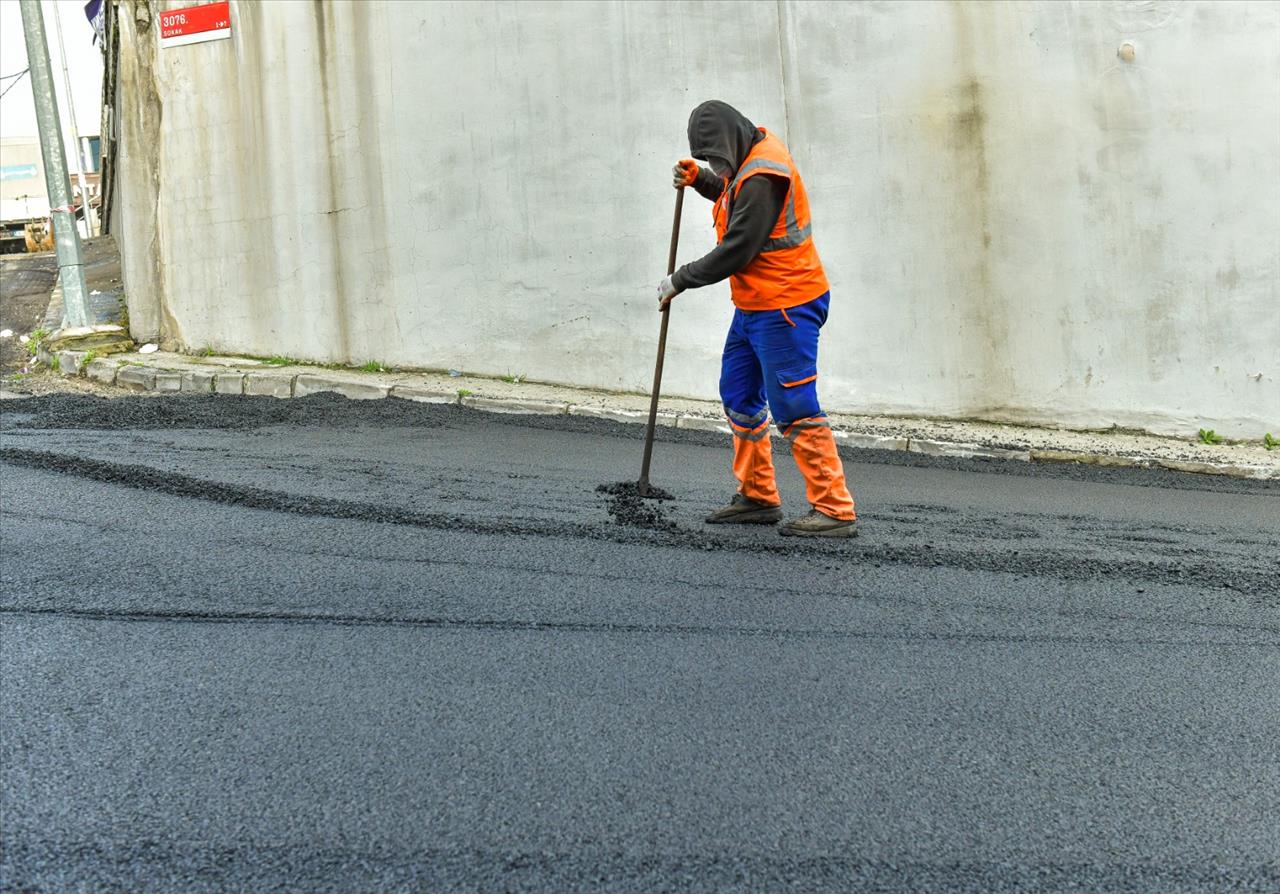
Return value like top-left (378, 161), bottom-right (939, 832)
top-left (705, 493), bottom-right (784, 525)
top-left (780, 509), bottom-right (859, 538)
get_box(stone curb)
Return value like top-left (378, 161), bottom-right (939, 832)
top-left (834, 431), bottom-right (911, 452)
top-left (391, 385), bottom-right (457, 405)
top-left (295, 373), bottom-right (390, 401)
top-left (115, 365), bottom-right (157, 391)
top-left (182, 370), bottom-right (216, 393)
top-left (1029, 449), bottom-right (1151, 469)
top-left (908, 438), bottom-right (1034, 462)
top-left (244, 372), bottom-right (295, 398)
top-left (676, 416), bottom-right (731, 435)
top-left (154, 370), bottom-right (183, 392)
top-left (85, 357), bottom-right (119, 385)
top-left (460, 395), bottom-right (569, 415)
top-left (567, 405), bottom-right (679, 427)
top-left (41, 355), bottom-right (1280, 481)
top-left (214, 371), bottom-right (245, 395)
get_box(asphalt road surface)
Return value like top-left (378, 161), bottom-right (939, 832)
top-left (2, 394), bottom-right (1277, 892)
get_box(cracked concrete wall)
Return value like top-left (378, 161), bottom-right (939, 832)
top-left (114, 0), bottom-right (1279, 436)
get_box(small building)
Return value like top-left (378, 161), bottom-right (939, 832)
top-left (1, 136), bottom-right (101, 253)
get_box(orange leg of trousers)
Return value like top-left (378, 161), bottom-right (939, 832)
top-left (787, 422), bottom-right (856, 520)
top-left (730, 423), bottom-right (781, 506)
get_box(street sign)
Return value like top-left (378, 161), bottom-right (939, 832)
top-left (1, 165), bottom-right (40, 182)
top-left (158, 1), bottom-right (231, 49)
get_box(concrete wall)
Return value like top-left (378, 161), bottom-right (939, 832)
top-left (115, 0), bottom-right (1279, 437)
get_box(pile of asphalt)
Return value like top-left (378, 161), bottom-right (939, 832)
top-left (595, 482), bottom-right (677, 530)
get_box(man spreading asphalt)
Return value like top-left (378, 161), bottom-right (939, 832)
top-left (659, 100), bottom-right (857, 538)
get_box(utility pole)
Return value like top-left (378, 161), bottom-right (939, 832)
top-left (52, 0), bottom-right (96, 237)
top-left (19, 0), bottom-right (90, 328)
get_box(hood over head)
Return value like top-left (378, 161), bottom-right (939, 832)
top-left (687, 101), bottom-right (761, 176)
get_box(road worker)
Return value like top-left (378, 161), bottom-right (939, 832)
top-left (658, 100), bottom-right (857, 537)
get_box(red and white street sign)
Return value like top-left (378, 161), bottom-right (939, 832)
top-left (158, 1), bottom-right (232, 48)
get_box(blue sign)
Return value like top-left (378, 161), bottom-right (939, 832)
top-left (0, 165), bottom-right (39, 182)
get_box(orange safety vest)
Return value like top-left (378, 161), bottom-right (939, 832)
top-left (712, 128), bottom-right (829, 311)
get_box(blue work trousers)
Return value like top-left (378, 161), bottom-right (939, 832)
top-left (720, 292), bottom-right (830, 432)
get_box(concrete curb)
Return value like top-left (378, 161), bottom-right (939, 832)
top-left (295, 373), bottom-right (390, 400)
top-left (35, 352), bottom-right (1280, 481)
top-left (908, 438), bottom-right (1032, 462)
top-left (567, 405), bottom-right (678, 427)
top-left (461, 395), bottom-right (569, 415)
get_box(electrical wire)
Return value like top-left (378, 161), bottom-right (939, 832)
top-left (1, 68), bottom-right (32, 81)
top-left (0, 69), bottom-right (29, 100)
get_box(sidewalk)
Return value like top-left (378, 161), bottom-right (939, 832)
top-left (18, 348), bottom-right (1280, 480)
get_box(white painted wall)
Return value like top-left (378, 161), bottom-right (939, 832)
top-left (116, 0), bottom-right (1279, 437)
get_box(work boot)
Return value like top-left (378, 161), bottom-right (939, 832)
top-left (705, 493), bottom-right (783, 525)
top-left (779, 509), bottom-right (858, 538)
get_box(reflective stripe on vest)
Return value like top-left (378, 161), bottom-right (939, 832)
top-left (730, 158), bottom-right (790, 191)
top-left (730, 156), bottom-right (812, 254)
top-left (761, 190), bottom-right (811, 253)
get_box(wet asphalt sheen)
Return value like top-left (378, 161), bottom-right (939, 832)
top-left (1, 394), bottom-right (1277, 892)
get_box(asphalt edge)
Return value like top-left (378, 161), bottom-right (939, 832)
top-left (30, 350), bottom-right (1280, 482)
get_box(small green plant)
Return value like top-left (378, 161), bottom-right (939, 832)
top-left (359, 360), bottom-right (388, 373)
top-left (196, 346), bottom-right (215, 357)
top-left (82, 350), bottom-right (98, 365)
top-left (49, 355), bottom-right (60, 372)
top-left (26, 328), bottom-right (49, 356)
top-left (1198, 428), bottom-right (1223, 445)
top-left (1265, 433), bottom-right (1278, 451)
top-left (500, 373), bottom-right (526, 384)
top-left (266, 355), bottom-right (297, 366)
top-left (458, 388), bottom-right (473, 398)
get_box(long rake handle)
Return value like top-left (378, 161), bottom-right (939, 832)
top-left (638, 186), bottom-right (685, 489)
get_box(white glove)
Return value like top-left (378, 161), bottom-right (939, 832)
top-left (657, 275), bottom-right (679, 309)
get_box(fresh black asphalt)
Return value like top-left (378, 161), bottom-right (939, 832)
top-left (1, 394), bottom-right (1277, 891)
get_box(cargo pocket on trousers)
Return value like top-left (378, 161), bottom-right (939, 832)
top-left (776, 365), bottom-right (818, 389)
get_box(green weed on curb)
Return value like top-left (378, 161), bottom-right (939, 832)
top-left (26, 328), bottom-right (49, 357)
top-left (1198, 428), bottom-right (1223, 445)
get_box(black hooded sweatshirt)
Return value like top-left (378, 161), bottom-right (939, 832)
top-left (671, 101), bottom-right (789, 293)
